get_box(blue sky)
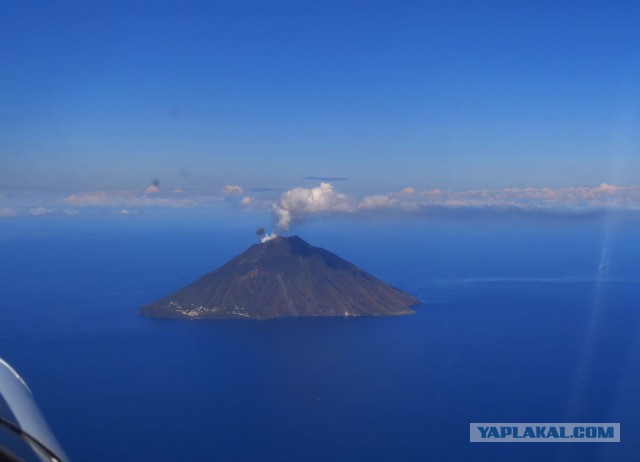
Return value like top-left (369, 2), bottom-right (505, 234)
top-left (1, 0), bottom-right (639, 223)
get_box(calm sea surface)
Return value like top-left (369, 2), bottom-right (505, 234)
top-left (1, 217), bottom-right (639, 461)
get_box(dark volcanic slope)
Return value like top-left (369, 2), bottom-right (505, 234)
top-left (141, 235), bottom-right (419, 319)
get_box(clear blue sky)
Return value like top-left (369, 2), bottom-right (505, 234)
top-left (2, 0), bottom-right (639, 198)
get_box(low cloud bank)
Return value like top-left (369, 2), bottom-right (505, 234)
top-left (271, 182), bottom-right (640, 229)
top-left (64, 190), bottom-right (198, 208)
top-left (0, 208), bottom-right (17, 218)
top-left (5, 181), bottom-right (639, 224)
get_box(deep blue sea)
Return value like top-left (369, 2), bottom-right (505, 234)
top-left (1, 216), bottom-right (639, 461)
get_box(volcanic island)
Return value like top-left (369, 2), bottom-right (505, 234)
top-left (141, 235), bottom-right (419, 320)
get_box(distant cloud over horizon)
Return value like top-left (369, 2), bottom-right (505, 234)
top-left (3, 182), bottom-right (640, 224)
top-left (269, 182), bottom-right (640, 229)
top-left (0, 207), bottom-right (81, 218)
top-left (0, 207), bottom-right (18, 218)
top-left (221, 185), bottom-right (244, 195)
top-left (64, 189), bottom-right (201, 209)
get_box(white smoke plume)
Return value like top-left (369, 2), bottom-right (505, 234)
top-left (273, 182), bottom-right (355, 229)
top-left (260, 233), bottom-right (279, 243)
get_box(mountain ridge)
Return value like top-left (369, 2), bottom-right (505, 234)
top-left (141, 235), bottom-right (419, 319)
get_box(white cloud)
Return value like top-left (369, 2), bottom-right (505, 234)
top-left (65, 191), bottom-right (122, 205)
top-left (222, 185), bottom-right (244, 195)
top-left (273, 182), bottom-right (355, 229)
top-left (29, 207), bottom-right (57, 216)
top-left (357, 183), bottom-right (640, 211)
top-left (270, 182), bottom-right (640, 229)
top-left (64, 190), bottom-right (197, 208)
top-left (112, 209), bottom-right (135, 215)
top-left (145, 184), bottom-right (160, 194)
top-left (61, 209), bottom-right (80, 216)
top-left (358, 194), bottom-right (399, 209)
top-left (0, 208), bottom-right (17, 218)
top-left (26, 207), bottom-right (80, 217)
top-left (11, 182), bottom-right (640, 224)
